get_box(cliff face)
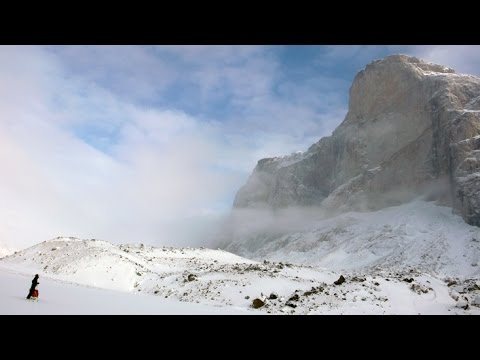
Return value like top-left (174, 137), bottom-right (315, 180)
top-left (233, 55), bottom-right (480, 226)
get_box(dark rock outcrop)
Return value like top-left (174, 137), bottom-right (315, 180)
top-left (334, 275), bottom-right (346, 285)
top-left (252, 298), bottom-right (265, 308)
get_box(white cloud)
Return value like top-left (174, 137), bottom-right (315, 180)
top-left (316, 45), bottom-right (480, 78)
top-left (46, 45), bottom-right (177, 102)
top-left (0, 46), bottom-right (243, 249)
top-left (398, 45), bottom-right (480, 76)
top-left (0, 45), bottom-right (379, 250)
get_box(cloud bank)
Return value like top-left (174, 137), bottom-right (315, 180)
top-left (1, 45), bottom-right (479, 250)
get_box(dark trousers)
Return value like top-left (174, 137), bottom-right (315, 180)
top-left (26, 287), bottom-right (35, 299)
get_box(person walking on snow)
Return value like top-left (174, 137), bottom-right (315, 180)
top-left (26, 274), bottom-right (39, 299)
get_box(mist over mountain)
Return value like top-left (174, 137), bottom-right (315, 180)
top-left (2, 53), bottom-right (480, 314)
top-left (218, 55), bottom-right (480, 261)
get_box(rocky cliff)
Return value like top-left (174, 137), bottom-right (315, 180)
top-left (233, 55), bottom-right (480, 226)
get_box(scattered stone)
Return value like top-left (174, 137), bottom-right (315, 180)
top-left (374, 282), bottom-right (380, 286)
top-left (449, 290), bottom-right (460, 301)
top-left (334, 275), bottom-right (345, 285)
top-left (252, 298), bottom-right (265, 309)
top-left (245, 296), bottom-right (250, 300)
top-left (403, 278), bottom-right (414, 283)
top-left (269, 292), bottom-right (278, 300)
top-left (410, 283), bottom-right (429, 294)
top-left (467, 283), bottom-right (480, 291)
top-left (187, 274), bottom-right (197, 282)
top-left (288, 294), bottom-right (299, 302)
top-left (456, 299), bottom-right (469, 310)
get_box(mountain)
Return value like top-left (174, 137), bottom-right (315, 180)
top-left (0, 236), bottom-right (255, 292)
top-left (222, 200), bottom-right (480, 277)
top-left (234, 55), bottom-right (480, 226)
top-left (2, 236), bottom-right (479, 314)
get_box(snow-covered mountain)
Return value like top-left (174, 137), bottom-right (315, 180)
top-left (221, 201), bottom-right (480, 277)
top-left (2, 55), bottom-right (480, 314)
top-left (234, 55), bottom-right (480, 227)
top-left (215, 56), bottom-right (480, 309)
top-left (1, 235), bottom-right (479, 314)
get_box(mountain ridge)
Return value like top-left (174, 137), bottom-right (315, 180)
top-left (233, 54), bottom-right (480, 226)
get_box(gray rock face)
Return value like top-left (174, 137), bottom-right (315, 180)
top-left (233, 137), bottom-right (334, 208)
top-left (233, 55), bottom-right (480, 226)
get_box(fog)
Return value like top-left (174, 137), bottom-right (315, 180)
top-left (210, 176), bottom-right (453, 258)
top-left (2, 45), bottom-right (477, 254)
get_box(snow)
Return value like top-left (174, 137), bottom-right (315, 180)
top-left (0, 268), bottom-right (248, 315)
top-left (1, 224), bottom-right (479, 314)
top-left (0, 247), bottom-right (12, 258)
top-left (0, 241), bottom-right (15, 258)
top-left (242, 201), bottom-right (480, 279)
top-left (266, 151), bottom-right (314, 170)
top-left (457, 135), bottom-right (480, 144)
top-left (420, 70), bottom-right (479, 81)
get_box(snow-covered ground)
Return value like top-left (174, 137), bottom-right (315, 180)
top-left (0, 268), bottom-right (249, 314)
top-left (1, 225), bottom-right (479, 314)
top-left (229, 201), bottom-right (480, 279)
top-left (0, 244), bottom-right (14, 258)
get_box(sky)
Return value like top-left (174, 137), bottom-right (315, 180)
top-left (1, 45), bottom-right (480, 250)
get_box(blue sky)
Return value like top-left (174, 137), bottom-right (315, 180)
top-left (1, 45), bottom-right (480, 249)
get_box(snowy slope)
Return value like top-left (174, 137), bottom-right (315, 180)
top-left (0, 242), bottom-right (14, 258)
top-left (0, 247), bottom-right (12, 258)
top-left (1, 234), bottom-right (479, 314)
top-left (0, 236), bottom-right (259, 292)
top-left (225, 201), bottom-right (480, 278)
top-left (0, 268), bottom-right (249, 315)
